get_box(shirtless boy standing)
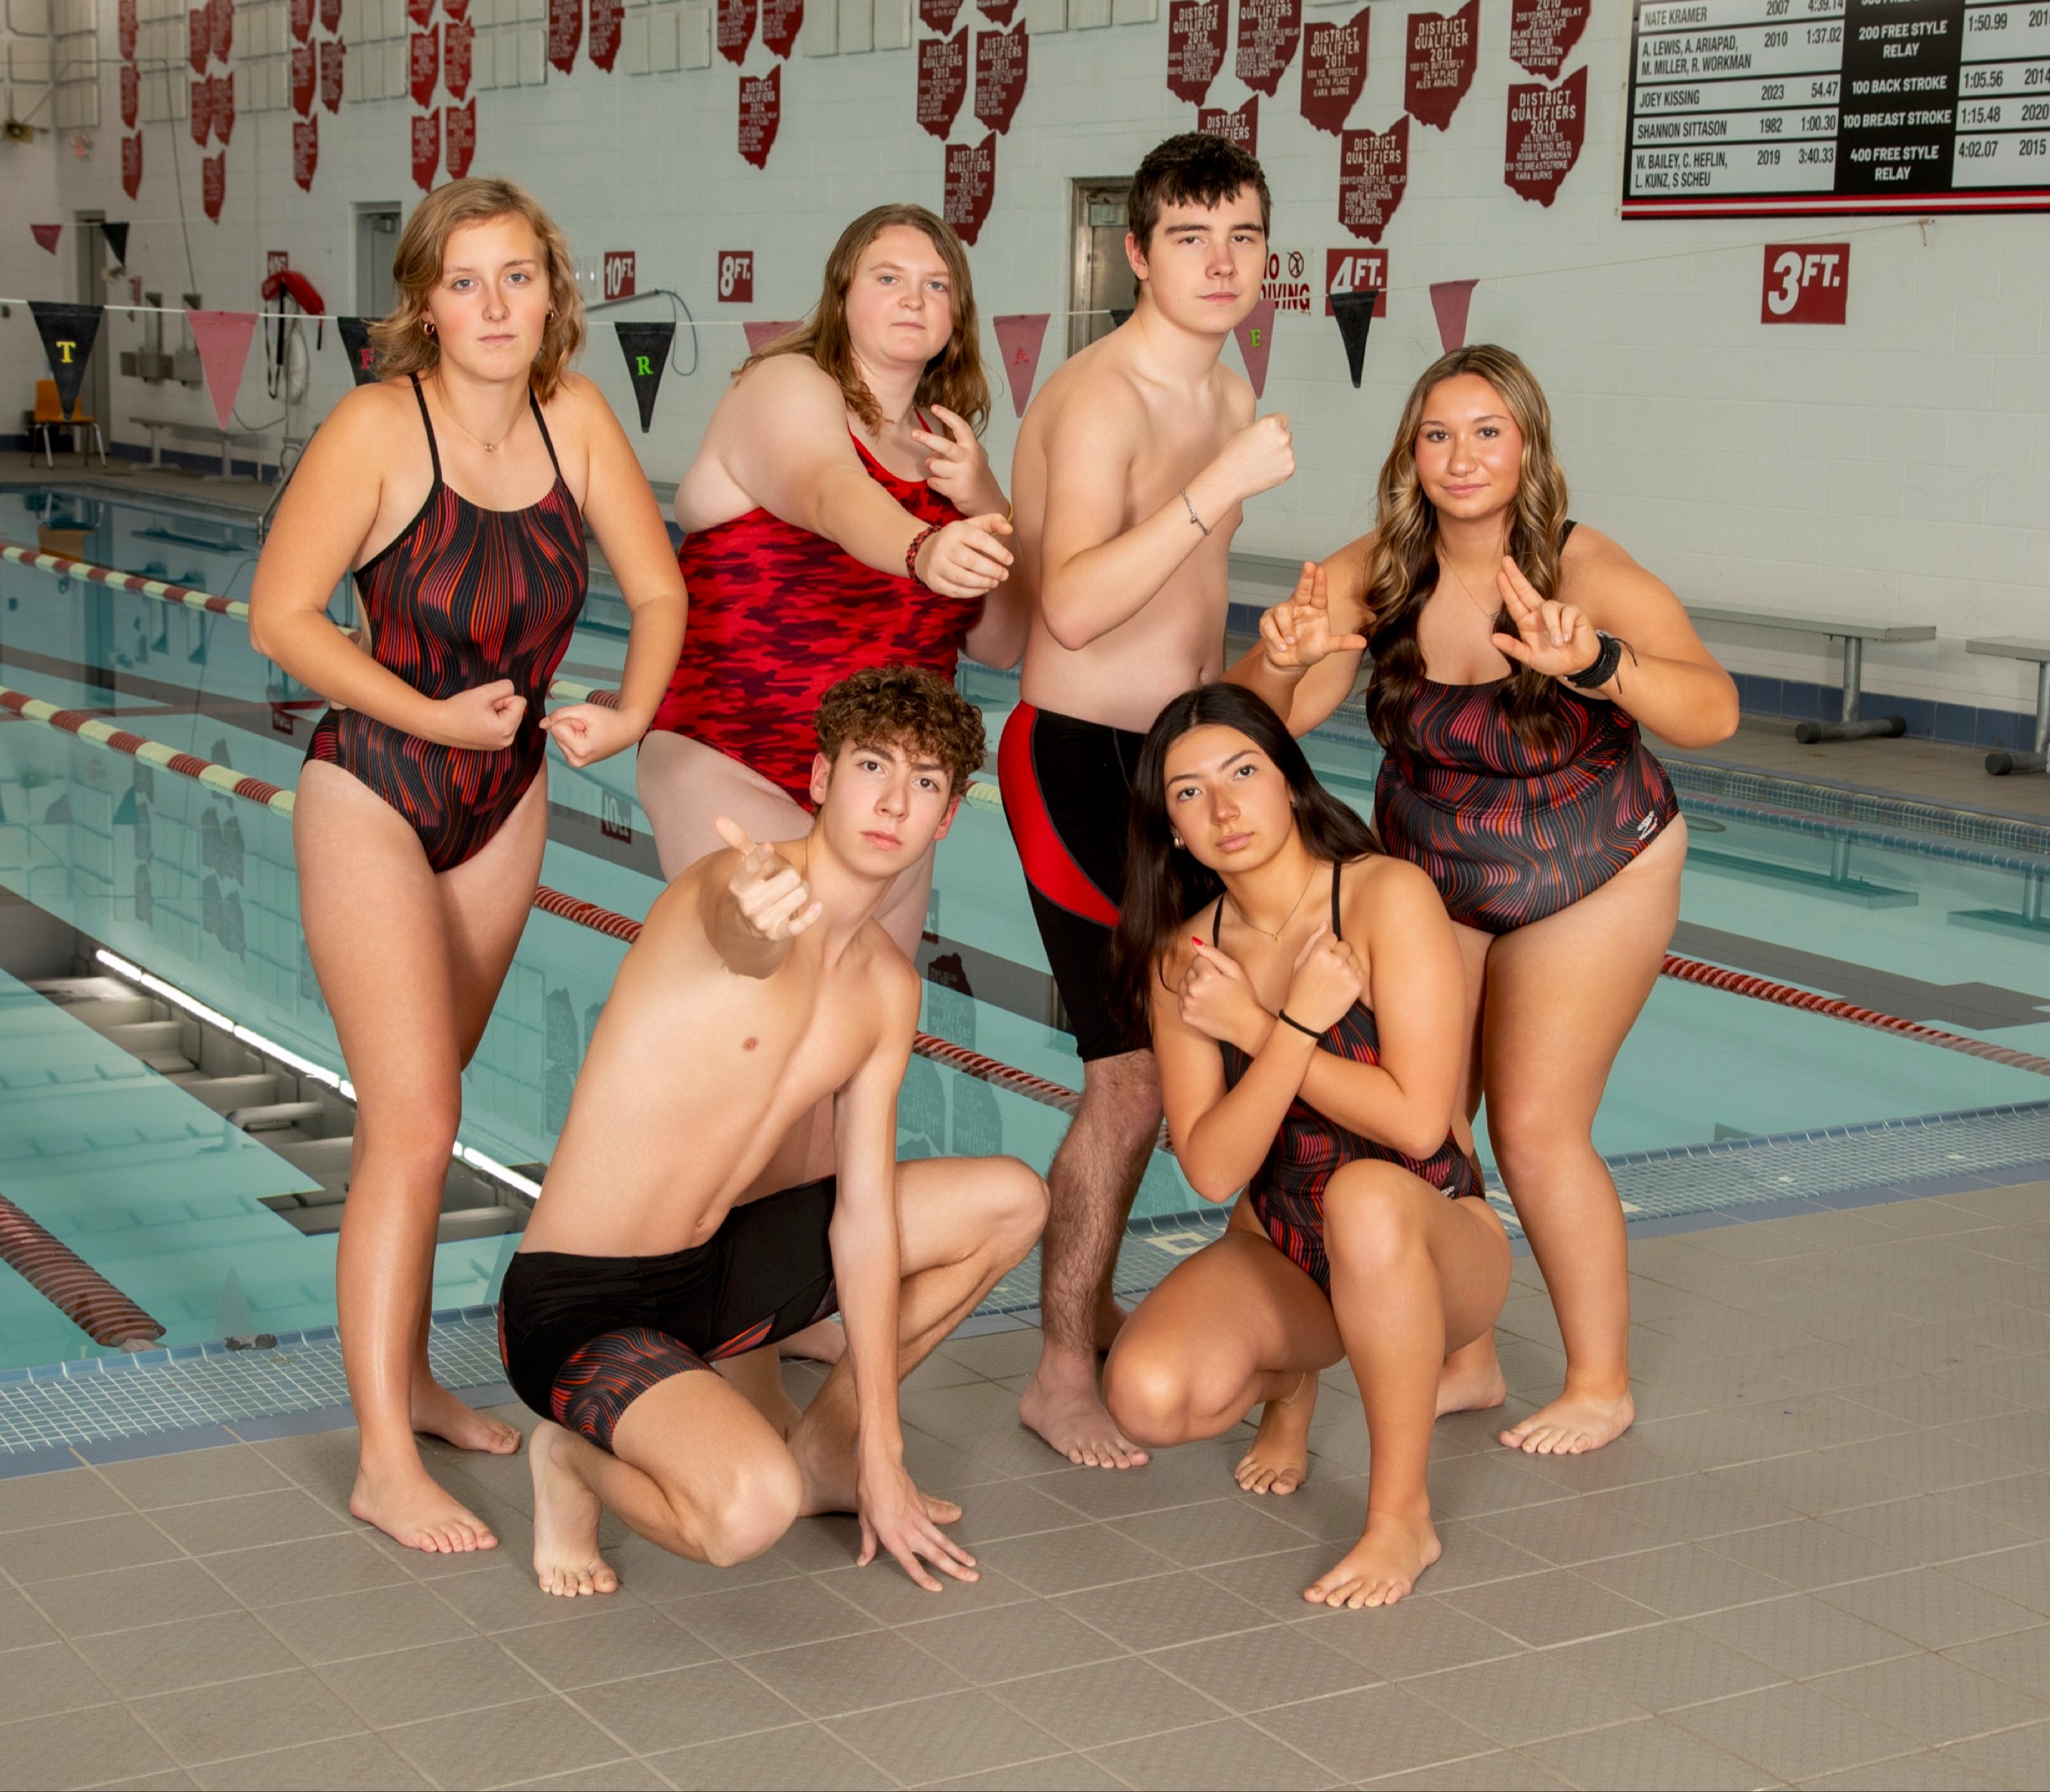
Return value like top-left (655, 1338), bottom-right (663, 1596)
top-left (500, 668), bottom-right (1047, 1591)
top-left (1001, 134), bottom-right (1296, 1468)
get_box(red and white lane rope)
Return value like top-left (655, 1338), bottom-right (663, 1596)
top-left (0, 1194), bottom-right (166, 1350)
top-left (0, 686), bottom-right (296, 816)
top-left (2, 540), bottom-right (248, 620)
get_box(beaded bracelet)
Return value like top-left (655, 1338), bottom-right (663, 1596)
top-left (907, 523), bottom-right (943, 585)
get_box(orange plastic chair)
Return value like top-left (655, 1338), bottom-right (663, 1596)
top-left (30, 377), bottom-right (108, 467)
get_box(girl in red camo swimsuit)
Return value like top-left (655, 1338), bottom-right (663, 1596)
top-left (1239, 344), bottom-right (1737, 1462)
top-left (251, 180), bottom-right (685, 1559)
top-left (1101, 683), bottom-right (1511, 1611)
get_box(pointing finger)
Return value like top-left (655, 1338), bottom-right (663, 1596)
top-left (712, 816), bottom-right (756, 858)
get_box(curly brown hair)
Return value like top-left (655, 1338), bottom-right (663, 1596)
top-left (815, 666), bottom-right (986, 799)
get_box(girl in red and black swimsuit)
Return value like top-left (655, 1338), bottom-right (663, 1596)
top-left (251, 180), bottom-right (685, 1559)
top-left (1101, 682), bottom-right (1511, 1612)
top-left (639, 203), bottom-right (1028, 976)
top-left (1238, 344), bottom-right (1737, 1462)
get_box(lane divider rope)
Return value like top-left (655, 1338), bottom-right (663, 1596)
top-left (0, 1192), bottom-right (166, 1351)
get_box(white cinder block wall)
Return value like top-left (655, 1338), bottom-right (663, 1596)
top-left (3, 0), bottom-right (2047, 713)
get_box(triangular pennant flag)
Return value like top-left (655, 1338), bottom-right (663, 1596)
top-left (102, 222), bottom-right (130, 266)
top-left (741, 319), bottom-right (798, 355)
top-left (991, 313), bottom-right (1049, 418)
top-left (187, 309), bottom-right (259, 430)
top-left (1429, 279), bottom-right (1478, 354)
top-left (614, 322), bottom-right (675, 434)
top-left (1233, 297), bottom-right (1278, 401)
top-left (28, 302), bottom-right (104, 418)
top-left (335, 316), bottom-right (379, 385)
top-left (31, 223), bottom-right (61, 254)
top-left (1331, 290), bottom-right (1376, 389)
top-left (1108, 307), bottom-right (1133, 328)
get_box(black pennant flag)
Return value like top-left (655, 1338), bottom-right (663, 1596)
top-left (102, 221), bottom-right (130, 266)
top-left (1331, 291), bottom-right (1378, 390)
top-left (29, 302), bottom-right (105, 418)
top-left (334, 317), bottom-right (378, 386)
top-left (1109, 307), bottom-right (1133, 329)
top-left (615, 322), bottom-right (675, 434)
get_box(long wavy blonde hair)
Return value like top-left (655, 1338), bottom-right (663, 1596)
top-left (739, 203), bottom-right (990, 434)
top-left (369, 177), bottom-right (585, 402)
top-left (1362, 344), bottom-right (1572, 755)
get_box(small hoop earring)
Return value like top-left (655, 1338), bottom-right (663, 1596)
top-left (1171, 835), bottom-right (1184, 849)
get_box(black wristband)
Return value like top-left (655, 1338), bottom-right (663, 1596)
top-left (1565, 631), bottom-right (1624, 692)
top-left (1275, 1010), bottom-right (1322, 1039)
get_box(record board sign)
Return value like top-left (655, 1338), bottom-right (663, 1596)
top-left (1622, 0), bottom-right (2050, 218)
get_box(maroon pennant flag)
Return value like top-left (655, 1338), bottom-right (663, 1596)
top-left (547, 0), bottom-right (579, 69)
top-left (290, 0), bottom-right (313, 40)
top-left (1509, 0), bottom-right (1585, 78)
top-left (320, 36), bottom-right (344, 110)
top-left (1300, 6), bottom-right (1367, 135)
top-left (1338, 115), bottom-right (1406, 242)
top-left (1428, 278), bottom-right (1475, 351)
top-left (718, 0), bottom-right (755, 64)
top-left (210, 0), bottom-right (234, 61)
top-left (190, 77), bottom-right (212, 145)
top-left (119, 0), bottom-right (138, 58)
top-left (738, 64), bottom-right (780, 167)
top-left (445, 97), bottom-right (475, 176)
top-left (210, 70), bottom-right (234, 142)
top-left (917, 29), bottom-right (967, 140)
top-left (944, 132), bottom-right (996, 245)
top-left (742, 319), bottom-right (799, 353)
top-left (408, 0), bottom-right (431, 22)
top-left (292, 42), bottom-right (315, 113)
top-left (1504, 63), bottom-right (1585, 206)
top-left (589, 0), bottom-right (621, 68)
top-left (293, 113), bottom-right (318, 189)
top-left (444, 16), bottom-right (472, 95)
top-left (1166, 0), bottom-right (1223, 104)
top-left (1404, 0), bottom-right (1477, 131)
top-left (202, 151), bottom-right (226, 220)
top-left (31, 223), bottom-right (61, 254)
top-left (762, 0), bottom-right (802, 57)
top-left (1233, 295), bottom-right (1276, 399)
top-left (976, 0), bottom-right (1018, 19)
top-left (974, 22), bottom-right (1027, 134)
top-left (410, 28), bottom-right (439, 103)
top-left (1235, 0), bottom-right (1299, 100)
top-left (412, 108), bottom-right (440, 190)
top-left (121, 62), bottom-right (139, 129)
top-left (1198, 94), bottom-right (1257, 155)
top-left (122, 134), bottom-right (144, 199)
top-left (920, 0), bottom-right (962, 27)
top-left (992, 313), bottom-right (1049, 418)
top-left (188, 8), bottom-right (208, 71)
top-left (320, 0), bottom-right (340, 26)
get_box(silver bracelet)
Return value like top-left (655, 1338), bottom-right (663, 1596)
top-left (1180, 486), bottom-right (1212, 537)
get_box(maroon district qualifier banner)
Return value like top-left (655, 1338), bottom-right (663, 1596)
top-left (1507, 0), bottom-right (1585, 80)
top-left (762, 0), bottom-right (802, 58)
top-left (1234, 0), bottom-right (1299, 100)
top-left (1199, 94), bottom-right (1257, 157)
top-left (1504, 63), bottom-right (1585, 207)
top-left (411, 108), bottom-right (439, 191)
top-left (410, 27), bottom-right (439, 106)
top-left (977, 0), bottom-right (1017, 21)
top-left (918, 27), bottom-right (967, 139)
top-left (445, 97), bottom-right (475, 177)
top-left (292, 41), bottom-right (314, 113)
top-left (444, 15), bottom-right (472, 97)
top-left (292, 113), bottom-right (316, 190)
top-left (944, 133), bottom-right (996, 244)
top-left (588, 0), bottom-right (622, 70)
top-left (547, 0), bottom-right (580, 70)
top-left (1166, 0), bottom-right (1224, 106)
top-left (123, 131), bottom-right (144, 199)
top-left (319, 34), bottom-right (344, 110)
top-left (1339, 115), bottom-right (1407, 242)
top-left (1299, 5), bottom-right (1367, 137)
top-left (1403, 0), bottom-right (1476, 132)
top-left (739, 63), bottom-right (780, 166)
top-left (974, 22), bottom-right (1027, 134)
top-left (920, 0), bottom-right (962, 27)
top-left (718, 0), bottom-right (755, 64)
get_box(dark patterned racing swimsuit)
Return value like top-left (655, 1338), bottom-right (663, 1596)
top-left (1370, 529), bottom-right (1679, 933)
top-left (305, 375), bottom-right (587, 872)
top-left (1216, 867), bottom-right (1481, 1295)
top-left (648, 429), bottom-right (967, 805)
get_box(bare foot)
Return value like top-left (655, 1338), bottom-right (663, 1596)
top-left (778, 1318), bottom-right (846, 1366)
top-left (411, 1379), bottom-right (521, 1456)
top-left (1436, 1335), bottom-right (1507, 1418)
top-left (789, 1424), bottom-right (962, 1527)
top-left (527, 1422), bottom-right (619, 1596)
top-left (1235, 1373), bottom-right (1316, 1495)
top-left (1303, 1511), bottom-right (1442, 1609)
top-left (1500, 1385), bottom-right (1634, 1455)
top-left (1019, 1352), bottom-right (1149, 1469)
top-left (350, 1455), bottom-right (499, 1555)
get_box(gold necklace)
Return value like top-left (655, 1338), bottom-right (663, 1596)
top-left (434, 385), bottom-right (520, 454)
top-left (1228, 862), bottom-right (1320, 942)
top-left (1439, 553), bottom-right (1503, 625)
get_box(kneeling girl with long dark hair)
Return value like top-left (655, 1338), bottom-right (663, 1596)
top-left (1101, 684), bottom-right (1511, 1607)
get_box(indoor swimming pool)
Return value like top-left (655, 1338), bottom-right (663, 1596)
top-left (3, 483), bottom-right (2049, 1377)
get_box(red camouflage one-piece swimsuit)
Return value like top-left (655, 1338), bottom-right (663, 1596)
top-left (648, 430), bottom-right (965, 804)
top-left (306, 374), bottom-right (586, 871)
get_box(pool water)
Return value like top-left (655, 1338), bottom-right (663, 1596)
top-left (3, 484), bottom-right (2048, 1371)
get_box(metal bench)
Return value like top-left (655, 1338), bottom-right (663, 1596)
top-left (1685, 606), bottom-right (1936, 744)
top-left (1967, 638), bottom-right (2050, 775)
top-left (129, 415), bottom-right (271, 478)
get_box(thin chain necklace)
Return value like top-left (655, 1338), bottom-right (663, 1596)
top-left (1228, 860), bottom-right (1320, 942)
top-left (434, 381), bottom-right (521, 454)
top-left (1439, 550), bottom-right (1504, 625)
